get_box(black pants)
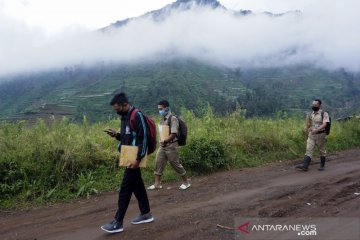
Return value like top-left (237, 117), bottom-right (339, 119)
top-left (115, 168), bottom-right (150, 222)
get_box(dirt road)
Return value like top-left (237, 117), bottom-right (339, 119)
top-left (1, 149), bottom-right (360, 240)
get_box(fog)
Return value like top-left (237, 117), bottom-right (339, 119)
top-left (0, 0), bottom-right (359, 77)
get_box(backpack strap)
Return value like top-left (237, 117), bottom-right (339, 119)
top-left (129, 108), bottom-right (139, 146)
top-left (129, 108), bottom-right (139, 130)
top-left (167, 114), bottom-right (180, 139)
top-left (321, 111), bottom-right (329, 122)
top-left (167, 114), bottom-right (173, 128)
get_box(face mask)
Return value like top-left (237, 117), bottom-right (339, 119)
top-left (159, 110), bottom-right (166, 116)
top-left (159, 107), bottom-right (169, 116)
top-left (117, 110), bottom-right (127, 116)
top-left (312, 107), bottom-right (319, 112)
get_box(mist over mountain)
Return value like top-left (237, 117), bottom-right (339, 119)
top-left (105, 0), bottom-right (226, 28)
top-left (1, 0), bottom-right (360, 122)
top-left (0, 0), bottom-right (359, 77)
top-left (105, 0), bottom-right (296, 30)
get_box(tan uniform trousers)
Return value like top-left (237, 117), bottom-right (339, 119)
top-left (154, 142), bottom-right (186, 176)
top-left (305, 132), bottom-right (327, 158)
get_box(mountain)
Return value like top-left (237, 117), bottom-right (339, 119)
top-left (103, 0), bottom-right (300, 31)
top-left (0, 1), bottom-right (359, 123)
top-left (104, 0), bottom-right (225, 30)
top-left (0, 60), bottom-right (359, 123)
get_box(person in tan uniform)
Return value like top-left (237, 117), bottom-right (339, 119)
top-left (147, 100), bottom-right (191, 190)
top-left (296, 99), bottom-right (330, 171)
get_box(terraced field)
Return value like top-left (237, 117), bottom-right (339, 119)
top-left (0, 62), bottom-right (359, 122)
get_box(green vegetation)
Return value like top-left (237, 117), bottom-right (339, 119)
top-left (1, 61), bottom-right (360, 123)
top-left (1, 108), bottom-right (360, 209)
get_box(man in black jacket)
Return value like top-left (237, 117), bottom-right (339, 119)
top-left (101, 93), bottom-right (153, 234)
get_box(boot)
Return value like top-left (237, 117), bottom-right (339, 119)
top-left (296, 155), bottom-right (311, 171)
top-left (318, 156), bottom-right (326, 171)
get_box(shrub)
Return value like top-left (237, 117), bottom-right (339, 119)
top-left (75, 172), bottom-right (98, 199)
top-left (180, 137), bottom-right (228, 173)
top-left (1, 112), bottom-right (360, 209)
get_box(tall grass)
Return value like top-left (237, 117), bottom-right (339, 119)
top-left (1, 109), bottom-right (359, 209)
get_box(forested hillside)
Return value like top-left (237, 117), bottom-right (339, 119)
top-left (0, 60), bottom-right (359, 122)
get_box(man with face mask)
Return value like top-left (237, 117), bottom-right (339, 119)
top-left (296, 99), bottom-right (330, 171)
top-left (147, 100), bottom-right (191, 190)
top-left (101, 93), bottom-right (153, 234)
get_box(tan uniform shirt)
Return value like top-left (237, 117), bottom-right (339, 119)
top-left (160, 112), bottom-right (179, 141)
top-left (309, 110), bottom-right (330, 130)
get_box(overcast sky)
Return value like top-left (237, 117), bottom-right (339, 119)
top-left (0, 0), bottom-right (359, 77)
top-left (0, 0), bottom-right (318, 33)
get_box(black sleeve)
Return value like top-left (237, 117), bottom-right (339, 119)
top-left (115, 132), bottom-right (121, 141)
top-left (134, 112), bottom-right (147, 161)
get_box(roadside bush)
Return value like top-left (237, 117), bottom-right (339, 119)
top-left (180, 137), bottom-right (228, 173)
top-left (0, 160), bottom-right (24, 197)
top-left (1, 111), bottom-right (360, 209)
top-left (75, 172), bottom-right (98, 199)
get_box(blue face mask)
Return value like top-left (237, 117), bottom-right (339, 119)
top-left (159, 110), bottom-right (166, 116)
top-left (159, 107), bottom-right (169, 116)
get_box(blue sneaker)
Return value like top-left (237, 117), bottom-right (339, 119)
top-left (101, 219), bottom-right (123, 233)
top-left (131, 213), bottom-right (154, 225)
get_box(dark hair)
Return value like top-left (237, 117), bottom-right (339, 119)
top-left (158, 100), bottom-right (170, 107)
top-left (110, 92), bottom-right (128, 105)
top-left (314, 99), bottom-right (322, 105)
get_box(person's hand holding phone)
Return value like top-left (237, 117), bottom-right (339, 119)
top-left (104, 128), bottom-right (117, 138)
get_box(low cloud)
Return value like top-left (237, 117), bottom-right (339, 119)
top-left (0, 0), bottom-right (359, 78)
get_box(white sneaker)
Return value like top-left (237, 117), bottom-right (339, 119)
top-left (179, 183), bottom-right (191, 190)
top-left (147, 184), bottom-right (163, 190)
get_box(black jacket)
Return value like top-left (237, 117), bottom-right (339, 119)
top-left (115, 106), bottom-right (147, 161)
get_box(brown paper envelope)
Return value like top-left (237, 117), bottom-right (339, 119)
top-left (119, 145), bottom-right (147, 167)
top-left (159, 124), bottom-right (169, 141)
